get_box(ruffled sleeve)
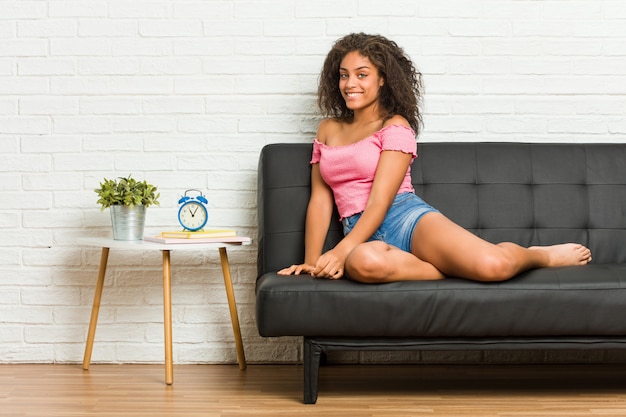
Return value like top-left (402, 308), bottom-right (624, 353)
top-left (310, 139), bottom-right (322, 164)
top-left (379, 125), bottom-right (417, 159)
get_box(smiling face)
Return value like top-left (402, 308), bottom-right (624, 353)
top-left (339, 51), bottom-right (385, 114)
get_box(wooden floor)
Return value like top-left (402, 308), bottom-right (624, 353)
top-left (1, 363), bottom-right (626, 416)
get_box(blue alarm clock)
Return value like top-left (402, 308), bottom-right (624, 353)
top-left (177, 189), bottom-right (208, 231)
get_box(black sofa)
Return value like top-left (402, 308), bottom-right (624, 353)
top-left (255, 142), bottom-right (626, 404)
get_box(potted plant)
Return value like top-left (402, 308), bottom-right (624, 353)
top-left (95, 175), bottom-right (160, 240)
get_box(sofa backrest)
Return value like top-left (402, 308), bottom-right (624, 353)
top-left (257, 142), bottom-right (626, 278)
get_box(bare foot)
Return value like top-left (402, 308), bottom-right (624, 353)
top-left (529, 243), bottom-right (592, 267)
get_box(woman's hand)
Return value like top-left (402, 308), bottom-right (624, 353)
top-left (311, 248), bottom-right (347, 279)
top-left (278, 247), bottom-right (347, 279)
top-left (277, 264), bottom-right (316, 276)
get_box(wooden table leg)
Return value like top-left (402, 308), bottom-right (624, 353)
top-left (83, 247), bottom-right (110, 370)
top-left (162, 250), bottom-right (174, 385)
top-left (219, 247), bottom-right (247, 370)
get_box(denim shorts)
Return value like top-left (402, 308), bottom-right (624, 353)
top-left (341, 192), bottom-right (439, 253)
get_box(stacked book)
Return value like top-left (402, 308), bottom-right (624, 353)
top-left (144, 229), bottom-right (250, 244)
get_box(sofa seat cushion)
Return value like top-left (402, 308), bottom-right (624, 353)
top-left (256, 264), bottom-right (626, 338)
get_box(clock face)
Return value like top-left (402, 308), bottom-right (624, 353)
top-left (178, 201), bottom-right (208, 231)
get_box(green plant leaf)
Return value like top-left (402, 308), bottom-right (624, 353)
top-left (94, 174), bottom-right (160, 210)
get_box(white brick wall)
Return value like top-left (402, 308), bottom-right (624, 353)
top-left (1, 0), bottom-right (626, 365)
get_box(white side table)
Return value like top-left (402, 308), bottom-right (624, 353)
top-left (77, 236), bottom-right (251, 384)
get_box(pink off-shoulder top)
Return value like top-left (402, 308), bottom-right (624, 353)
top-left (310, 124), bottom-right (417, 219)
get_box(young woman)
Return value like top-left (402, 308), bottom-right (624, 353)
top-left (278, 33), bottom-right (592, 283)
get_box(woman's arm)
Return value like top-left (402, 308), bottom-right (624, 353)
top-left (339, 150), bottom-right (412, 249)
top-left (278, 121), bottom-right (335, 276)
top-left (303, 164), bottom-right (335, 265)
top-left (277, 163), bottom-right (334, 276)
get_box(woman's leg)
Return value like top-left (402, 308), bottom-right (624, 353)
top-left (344, 212), bottom-right (591, 283)
top-left (345, 240), bottom-right (445, 283)
top-left (411, 212), bottom-right (592, 282)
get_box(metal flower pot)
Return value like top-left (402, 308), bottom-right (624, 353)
top-left (110, 205), bottom-right (146, 240)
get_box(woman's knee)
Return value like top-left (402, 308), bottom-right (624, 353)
top-left (474, 250), bottom-right (518, 282)
top-left (345, 241), bottom-right (393, 283)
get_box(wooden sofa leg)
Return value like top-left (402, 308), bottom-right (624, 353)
top-left (303, 338), bottom-right (323, 404)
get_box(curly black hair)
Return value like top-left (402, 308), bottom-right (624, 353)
top-left (318, 33), bottom-right (424, 134)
